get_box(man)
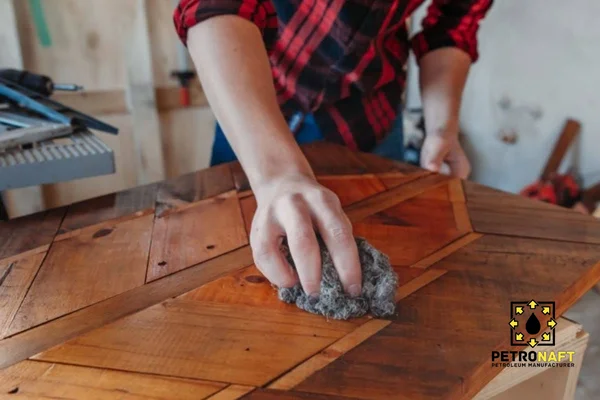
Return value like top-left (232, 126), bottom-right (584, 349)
top-left (174, 0), bottom-right (493, 300)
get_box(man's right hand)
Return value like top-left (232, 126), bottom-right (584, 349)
top-left (250, 173), bottom-right (362, 298)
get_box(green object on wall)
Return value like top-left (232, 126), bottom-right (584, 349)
top-left (29, 0), bottom-right (52, 47)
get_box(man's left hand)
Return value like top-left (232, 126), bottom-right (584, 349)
top-left (420, 132), bottom-right (471, 179)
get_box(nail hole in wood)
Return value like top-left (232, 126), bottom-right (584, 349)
top-left (158, 261), bottom-right (167, 267)
top-left (93, 228), bottom-right (113, 239)
top-left (245, 347), bottom-right (250, 351)
top-left (206, 244), bottom-right (216, 250)
top-left (8, 387), bottom-right (18, 394)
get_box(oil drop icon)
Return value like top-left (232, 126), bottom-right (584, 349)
top-left (526, 313), bottom-right (541, 335)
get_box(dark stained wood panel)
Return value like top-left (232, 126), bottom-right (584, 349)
top-left (0, 208), bottom-right (66, 261)
top-left (147, 192), bottom-right (248, 281)
top-left (244, 389), bottom-right (361, 399)
top-left (0, 360), bottom-right (225, 400)
top-left (8, 214), bottom-right (154, 335)
top-left (59, 182), bottom-right (158, 234)
top-left (0, 253), bottom-right (45, 338)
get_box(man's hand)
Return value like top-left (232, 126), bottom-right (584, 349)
top-left (251, 173), bottom-right (362, 298)
top-left (420, 130), bottom-right (471, 179)
top-left (418, 48), bottom-right (472, 179)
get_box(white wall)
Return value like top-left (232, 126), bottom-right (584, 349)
top-left (408, 0), bottom-right (600, 193)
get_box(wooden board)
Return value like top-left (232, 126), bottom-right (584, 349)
top-left (8, 214), bottom-right (154, 335)
top-left (0, 360), bottom-right (225, 400)
top-left (0, 142), bottom-right (599, 399)
top-left (147, 192), bottom-right (248, 281)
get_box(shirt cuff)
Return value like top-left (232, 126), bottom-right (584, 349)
top-left (411, 30), bottom-right (480, 63)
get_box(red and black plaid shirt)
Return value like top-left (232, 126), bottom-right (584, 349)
top-left (174, 0), bottom-right (493, 152)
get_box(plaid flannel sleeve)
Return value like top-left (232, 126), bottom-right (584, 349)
top-left (411, 0), bottom-right (494, 62)
top-left (174, 0), bottom-right (276, 45)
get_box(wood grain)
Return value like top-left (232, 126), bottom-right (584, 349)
top-left (147, 192), bottom-right (248, 281)
top-left (269, 319), bottom-right (391, 390)
top-left (411, 233), bottom-right (483, 269)
top-left (243, 389), bottom-right (362, 399)
top-left (0, 246), bottom-right (254, 370)
top-left (35, 299), bottom-right (359, 386)
top-left (59, 182), bottom-right (158, 234)
top-left (0, 253), bottom-right (45, 338)
top-left (465, 181), bottom-right (600, 244)
top-left (0, 360), bottom-right (224, 400)
top-left (301, 143), bottom-right (368, 175)
top-left (156, 163), bottom-right (235, 216)
top-left (209, 385), bottom-right (256, 400)
top-left (395, 268), bottom-right (447, 302)
top-left (345, 173), bottom-right (450, 223)
top-left (317, 175), bottom-right (387, 207)
top-left (0, 208), bottom-right (66, 260)
top-left (8, 214), bottom-right (154, 336)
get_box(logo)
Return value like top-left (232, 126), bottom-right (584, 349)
top-left (491, 299), bottom-right (576, 368)
top-left (509, 299), bottom-right (557, 348)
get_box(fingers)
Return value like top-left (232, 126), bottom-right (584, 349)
top-left (250, 211), bottom-right (299, 289)
top-left (309, 190), bottom-right (362, 297)
top-left (275, 196), bottom-right (322, 297)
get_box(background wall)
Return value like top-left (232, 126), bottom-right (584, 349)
top-left (407, 0), bottom-right (600, 193)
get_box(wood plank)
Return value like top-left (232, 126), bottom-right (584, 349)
top-left (8, 214), bottom-right (154, 335)
top-left (352, 224), bottom-right (463, 267)
top-left (465, 181), bottom-right (600, 244)
top-left (411, 233), bottom-right (483, 269)
top-left (209, 385), bottom-right (256, 400)
top-left (301, 143), bottom-right (368, 176)
top-left (361, 184), bottom-right (456, 231)
top-left (345, 173), bottom-right (451, 223)
top-left (0, 246), bottom-right (254, 370)
top-left (156, 163), bottom-right (235, 216)
top-left (352, 150), bottom-right (423, 175)
top-left (395, 268), bottom-right (447, 302)
top-left (147, 192), bottom-right (248, 281)
top-left (243, 389), bottom-right (361, 399)
top-left (0, 360), bottom-right (225, 400)
top-left (0, 208), bottom-right (66, 261)
top-left (541, 119), bottom-right (581, 180)
top-left (34, 299), bottom-right (360, 386)
top-left (317, 175), bottom-right (387, 207)
top-left (125, 0), bottom-right (166, 183)
top-left (0, 253), bottom-right (45, 338)
top-left (59, 182), bottom-right (158, 234)
top-left (269, 319), bottom-right (391, 390)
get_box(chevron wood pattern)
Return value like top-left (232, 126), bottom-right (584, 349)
top-left (0, 142), bottom-right (598, 400)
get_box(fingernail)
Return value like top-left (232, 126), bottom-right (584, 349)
top-left (309, 292), bottom-right (320, 301)
top-left (348, 284), bottom-right (361, 297)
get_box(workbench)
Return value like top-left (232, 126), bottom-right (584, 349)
top-left (0, 142), bottom-right (599, 399)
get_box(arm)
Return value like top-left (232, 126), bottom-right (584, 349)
top-left (412, 0), bottom-right (494, 178)
top-left (177, 4), bottom-right (362, 297)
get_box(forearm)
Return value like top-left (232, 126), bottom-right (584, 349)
top-left (187, 15), bottom-right (313, 189)
top-left (418, 47), bottom-right (471, 136)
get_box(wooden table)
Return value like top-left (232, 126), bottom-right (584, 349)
top-left (1, 142), bottom-right (599, 399)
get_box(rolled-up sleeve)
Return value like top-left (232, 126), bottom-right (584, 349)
top-left (411, 0), bottom-right (493, 62)
top-left (174, 0), bottom-right (276, 45)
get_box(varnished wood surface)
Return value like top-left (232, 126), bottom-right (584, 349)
top-left (0, 142), bottom-right (599, 400)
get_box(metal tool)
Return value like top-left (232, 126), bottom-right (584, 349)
top-left (0, 69), bottom-right (84, 97)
